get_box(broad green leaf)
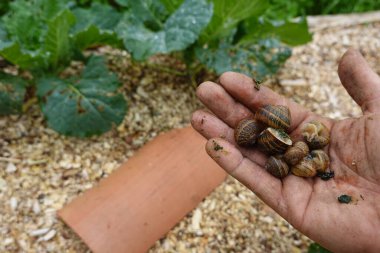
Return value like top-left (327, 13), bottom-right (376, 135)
top-left (0, 0), bottom-right (73, 71)
top-left (196, 38), bottom-right (291, 81)
top-left (37, 55), bottom-right (127, 137)
top-left (44, 9), bottom-right (76, 70)
top-left (159, 0), bottom-right (183, 13)
top-left (116, 0), bottom-right (213, 60)
top-left (70, 3), bottom-right (122, 49)
top-left (2, 0), bottom-right (46, 50)
top-left (241, 17), bottom-right (312, 46)
top-left (0, 7), bottom-right (45, 70)
top-left (76, 0), bottom-right (109, 5)
top-left (199, 0), bottom-right (269, 44)
top-left (71, 3), bottom-right (122, 34)
top-left (72, 25), bottom-right (121, 50)
top-left (1, 0), bottom-right (71, 49)
top-left (0, 72), bottom-right (27, 115)
top-left (114, 0), bottom-right (130, 7)
top-left (38, 0), bottom-right (72, 20)
top-left (0, 23), bottom-right (8, 41)
top-left (0, 1), bottom-right (10, 16)
top-left (0, 41), bottom-right (46, 70)
top-left (114, 0), bottom-right (168, 30)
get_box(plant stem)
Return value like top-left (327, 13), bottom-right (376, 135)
top-left (146, 63), bottom-right (188, 77)
top-left (22, 97), bottom-right (38, 113)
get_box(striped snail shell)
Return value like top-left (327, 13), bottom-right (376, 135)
top-left (255, 105), bottom-right (291, 131)
top-left (257, 127), bottom-right (292, 154)
top-left (284, 141), bottom-right (309, 166)
top-left (291, 155), bottom-right (317, 178)
top-left (302, 121), bottom-right (330, 149)
top-left (234, 119), bottom-right (264, 147)
top-left (265, 156), bottom-right (289, 179)
top-left (310, 150), bottom-right (330, 173)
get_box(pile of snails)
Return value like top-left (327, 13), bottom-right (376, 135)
top-left (234, 105), bottom-right (331, 179)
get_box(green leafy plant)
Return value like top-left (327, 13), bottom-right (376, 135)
top-left (266, 0), bottom-right (380, 19)
top-left (0, 0), bottom-right (11, 16)
top-left (115, 0), bottom-right (312, 82)
top-left (115, 0), bottom-right (214, 60)
top-left (37, 56), bottom-right (126, 137)
top-left (0, 0), bottom-right (312, 137)
top-left (0, 0), bottom-right (126, 137)
top-left (0, 72), bottom-right (27, 115)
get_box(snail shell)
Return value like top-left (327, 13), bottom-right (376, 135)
top-left (265, 156), bottom-right (289, 179)
top-left (234, 119), bottom-right (263, 146)
top-left (291, 155), bottom-right (317, 178)
top-left (302, 121), bottom-right (330, 149)
top-left (256, 105), bottom-right (291, 131)
top-left (257, 127), bottom-right (292, 154)
top-left (284, 141), bottom-right (309, 166)
top-left (310, 150), bottom-right (330, 173)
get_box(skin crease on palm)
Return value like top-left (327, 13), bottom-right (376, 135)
top-left (191, 48), bottom-right (380, 253)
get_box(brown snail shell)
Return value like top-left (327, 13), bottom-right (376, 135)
top-left (310, 150), bottom-right (330, 173)
top-left (234, 119), bottom-right (264, 146)
top-left (265, 156), bottom-right (289, 179)
top-left (302, 121), bottom-right (330, 149)
top-left (257, 127), bottom-right (292, 154)
top-left (256, 105), bottom-right (291, 131)
top-left (284, 141), bottom-right (309, 166)
top-left (291, 155), bottom-right (317, 178)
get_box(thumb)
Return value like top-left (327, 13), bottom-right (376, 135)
top-left (338, 48), bottom-right (380, 114)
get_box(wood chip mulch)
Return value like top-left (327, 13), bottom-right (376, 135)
top-left (1, 12), bottom-right (380, 253)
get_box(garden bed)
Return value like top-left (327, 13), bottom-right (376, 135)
top-left (1, 12), bottom-right (380, 252)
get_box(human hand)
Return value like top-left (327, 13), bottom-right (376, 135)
top-left (191, 48), bottom-right (380, 253)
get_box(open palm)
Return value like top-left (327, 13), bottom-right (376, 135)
top-left (191, 49), bottom-right (380, 253)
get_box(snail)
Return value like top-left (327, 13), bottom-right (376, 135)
top-left (265, 155), bottom-right (289, 179)
top-left (256, 105), bottom-right (291, 132)
top-left (232, 104), bottom-right (332, 180)
top-left (257, 127), bottom-right (292, 154)
top-left (310, 150), bottom-right (330, 173)
top-left (234, 119), bottom-right (264, 146)
top-left (284, 141), bottom-right (309, 166)
top-left (302, 121), bottom-right (330, 149)
top-left (291, 155), bottom-right (317, 178)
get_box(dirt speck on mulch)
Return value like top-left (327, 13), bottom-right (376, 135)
top-left (1, 12), bottom-right (380, 253)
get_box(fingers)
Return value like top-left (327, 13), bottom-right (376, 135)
top-left (218, 72), bottom-right (311, 131)
top-left (196, 81), bottom-right (253, 128)
top-left (338, 48), bottom-right (380, 114)
top-left (205, 138), bottom-right (287, 215)
top-left (191, 110), bottom-right (267, 166)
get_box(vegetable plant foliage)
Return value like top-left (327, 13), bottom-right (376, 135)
top-left (0, 72), bottom-right (26, 115)
top-left (114, 0), bottom-right (311, 80)
top-left (0, 0), bottom-right (312, 137)
top-left (116, 0), bottom-right (213, 60)
top-left (37, 56), bottom-right (126, 137)
top-left (0, 0), bottom-right (127, 137)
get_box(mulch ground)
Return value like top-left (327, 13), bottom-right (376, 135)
top-left (1, 12), bottom-right (380, 253)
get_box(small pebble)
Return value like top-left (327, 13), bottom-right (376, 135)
top-left (3, 237), bottom-right (14, 246)
top-left (259, 216), bottom-right (274, 224)
top-left (10, 197), bottom-right (18, 210)
top-left (0, 178), bottom-right (7, 191)
top-left (191, 209), bottom-right (202, 231)
top-left (29, 228), bottom-right (50, 237)
top-left (6, 163), bottom-right (17, 173)
top-left (32, 201), bottom-right (41, 214)
top-left (41, 230), bottom-right (56, 241)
